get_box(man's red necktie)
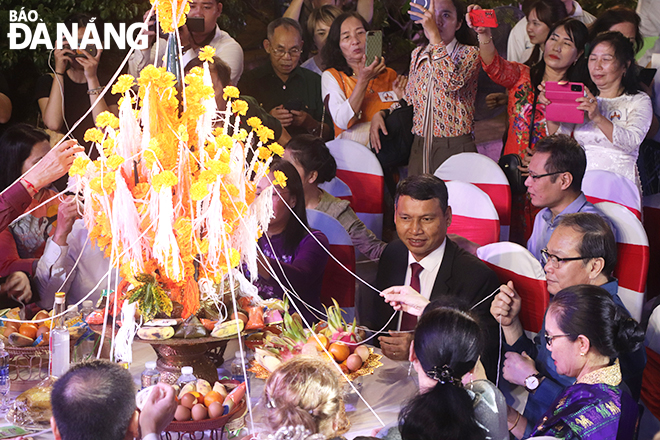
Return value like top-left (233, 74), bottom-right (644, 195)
top-left (401, 262), bottom-right (423, 331)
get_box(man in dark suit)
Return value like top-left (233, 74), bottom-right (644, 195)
top-left (366, 174), bottom-right (501, 379)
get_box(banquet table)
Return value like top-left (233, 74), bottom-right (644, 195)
top-left (0, 339), bottom-right (419, 439)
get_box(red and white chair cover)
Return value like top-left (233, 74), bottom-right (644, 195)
top-left (583, 170), bottom-right (642, 220)
top-left (641, 304), bottom-right (660, 420)
top-left (596, 202), bottom-right (649, 321)
top-left (435, 152), bottom-right (512, 241)
top-left (643, 194), bottom-right (660, 302)
top-left (326, 139), bottom-right (384, 239)
top-left (477, 242), bottom-right (548, 333)
top-left (306, 209), bottom-right (356, 308)
top-left (446, 181), bottom-right (500, 246)
top-left (319, 177), bottom-right (353, 205)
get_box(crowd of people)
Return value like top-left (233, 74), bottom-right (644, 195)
top-left (1, 0), bottom-right (660, 438)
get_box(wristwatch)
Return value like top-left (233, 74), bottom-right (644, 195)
top-left (524, 373), bottom-right (542, 393)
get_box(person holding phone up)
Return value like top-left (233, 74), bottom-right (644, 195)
top-left (321, 12), bottom-right (406, 146)
top-left (370, 0), bottom-right (481, 176)
top-left (468, 9), bottom-right (588, 244)
top-left (543, 31), bottom-right (653, 192)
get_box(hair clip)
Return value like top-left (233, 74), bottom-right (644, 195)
top-left (426, 364), bottom-right (460, 385)
top-left (266, 397), bottom-right (277, 409)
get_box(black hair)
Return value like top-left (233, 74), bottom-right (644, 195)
top-left (0, 123), bottom-right (50, 192)
top-left (529, 18), bottom-right (589, 90)
top-left (184, 56), bottom-right (232, 89)
top-left (51, 360), bottom-right (137, 440)
top-left (451, 0), bottom-right (478, 46)
top-left (587, 31), bottom-right (641, 96)
top-left (588, 7), bottom-right (643, 54)
top-left (549, 285), bottom-right (645, 362)
top-left (557, 213), bottom-right (617, 276)
top-left (270, 158), bottom-right (309, 253)
top-left (398, 306), bottom-right (486, 440)
top-left (524, 0), bottom-right (568, 66)
top-left (267, 17), bottom-right (304, 41)
top-left (321, 12), bottom-right (369, 76)
top-left (394, 174), bottom-right (449, 213)
top-left (285, 134), bottom-right (337, 184)
top-left (533, 134), bottom-right (586, 193)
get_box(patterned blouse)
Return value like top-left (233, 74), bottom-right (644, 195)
top-left (482, 53), bottom-right (548, 157)
top-left (400, 41), bottom-right (480, 138)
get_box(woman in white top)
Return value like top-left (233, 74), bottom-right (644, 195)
top-left (545, 31), bottom-right (653, 189)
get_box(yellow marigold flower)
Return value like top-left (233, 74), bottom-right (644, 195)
top-left (212, 127), bottom-right (224, 136)
top-left (273, 170), bottom-right (287, 188)
top-left (223, 86), bottom-right (240, 101)
top-left (229, 248), bottom-right (241, 268)
top-left (247, 117), bottom-right (262, 129)
top-left (233, 128), bottom-right (248, 142)
top-left (69, 156), bottom-right (90, 177)
top-left (198, 45), bottom-right (216, 63)
top-left (218, 148), bottom-right (231, 163)
top-left (226, 184), bottom-right (239, 197)
top-left (152, 170), bottom-right (178, 192)
top-left (84, 128), bottom-right (104, 144)
top-left (144, 145), bottom-right (163, 169)
top-left (106, 155), bottom-right (125, 170)
top-left (102, 137), bottom-right (115, 156)
top-left (111, 74), bottom-right (135, 95)
top-left (232, 99), bottom-right (248, 116)
top-left (138, 65), bottom-right (162, 86)
top-left (190, 182), bottom-right (210, 201)
top-left (199, 170), bottom-right (216, 184)
top-left (216, 134), bottom-right (233, 149)
top-left (95, 111), bottom-right (120, 129)
top-left (103, 172), bottom-right (116, 193)
top-left (268, 142), bottom-right (284, 157)
top-left (197, 238), bottom-right (209, 255)
top-left (207, 159), bottom-right (230, 176)
top-left (177, 124), bottom-right (189, 143)
top-left (256, 125), bottom-right (275, 144)
top-left (189, 66), bottom-right (204, 77)
top-left (257, 146), bottom-right (271, 160)
top-left (90, 177), bottom-right (103, 193)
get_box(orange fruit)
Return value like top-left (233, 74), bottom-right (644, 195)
top-left (203, 390), bottom-right (223, 408)
top-left (19, 323), bottom-right (38, 340)
top-left (307, 334), bottom-right (329, 351)
top-left (328, 342), bottom-right (350, 363)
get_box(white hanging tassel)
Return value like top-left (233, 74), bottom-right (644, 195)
top-left (203, 179), bottom-right (227, 277)
top-left (231, 269), bottom-right (261, 304)
top-left (118, 90), bottom-right (142, 175)
top-left (112, 170), bottom-right (144, 274)
top-left (196, 61), bottom-right (217, 167)
top-left (253, 184), bottom-right (274, 233)
top-left (114, 300), bottom-right (139, 365)
top-left (152, 180), bottom-right (184, 281)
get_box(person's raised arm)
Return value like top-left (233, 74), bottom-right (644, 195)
top-left (348, 55), bottom-right (387, 118)
top-left (22, 140), bottom-right (83, 195)
top-left (40, 45), bottom-right (74, 132)
top-left (489, 281), bottom-right (524, 345)
top-left (76, 49), bottom-right (118, 121)
top-left (283, 0), bottom-right (305, 21)
top-left (357, 0), bottom-right (374, 23)
top-left (466, 4), bottom-right (496, 65)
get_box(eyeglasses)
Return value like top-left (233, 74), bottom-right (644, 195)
top-left (544, 333), bottom-right (572, 346)
top-left (540, 248), bottom-right (597, 268)
top-left (270, 46), bottom-right (302, 58)
top-left (528, 171), bottom-right (565, 181)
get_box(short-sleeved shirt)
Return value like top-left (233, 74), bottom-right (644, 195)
top-left (34, 73), bottom-right (119, 158)
top-left (238, 64), bottom-right (325, 137)
top-left (526, 192), bottom-right (608, 262)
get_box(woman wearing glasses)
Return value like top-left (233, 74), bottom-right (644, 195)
top-left (321, 12), bottom-right (406, 146)
top-left (509, 285), bottom-right (644, 439)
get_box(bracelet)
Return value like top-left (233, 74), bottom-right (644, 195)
top-left (87, 87), bottom-right (103, 95)
top-left (478, 36), bottom-right (493, 45)
top-left (21, 178), bottom-right (37, 194)
top-left (55, 71), bottom-right (65, 76)
top-left (509, 411), bottom-right (521, 432)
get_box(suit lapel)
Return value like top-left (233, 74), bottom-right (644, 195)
top-left (430, 239), bottom-right (455, 298)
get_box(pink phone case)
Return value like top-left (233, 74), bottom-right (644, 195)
top-left (545, 82), bottom-right (585, 124)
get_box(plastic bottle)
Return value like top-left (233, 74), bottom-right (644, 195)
top-left (0, 340), bottom-right (9, 410)
top-left (0, 340), bottom-right (9, 378)
top-left (81, 300), bottom-right (94, 322)
top-left (50, 292), bottom-right (70, 377)
top-left (230, 351), bottom-right (249, 387)
top-left (175, 366), bottom-right (197, 387)
top-left (141, 361), bottom-right (161, 390)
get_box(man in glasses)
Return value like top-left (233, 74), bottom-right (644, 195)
top-left (491, 213), bottom-right (645, 436)
top-left (239, 18), bottom-right (331, 139)
top-left (526, 134), bottom-right (610, 263)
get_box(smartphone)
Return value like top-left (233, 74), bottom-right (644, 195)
top-left (410, 0), bottom-right (430, 22)
top-left (186, 16), bottom-right (205, 33)
top-left (365, 30), bottom-right (382, 66)
top-left (545, 81), bottom-right (585, 124)
top-left (639, 68), bottom-right (657, 88)
top-left (469, 9), bottom-right (498, 27)
top-left (76, 45), bottom-right (98, 58)
top-left (284, 99), bottom-right (306, 112)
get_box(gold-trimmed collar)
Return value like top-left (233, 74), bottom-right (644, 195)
top-left (577, 359), bottom-right (621, 387)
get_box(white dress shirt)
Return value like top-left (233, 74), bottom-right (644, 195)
top-left (403, 238), bottom-right (447, 300)
top-left (128, 26), bottom-right (244, 85)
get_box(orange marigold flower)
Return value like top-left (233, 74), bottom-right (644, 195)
top-left (132, 183), bottom-right (150, 199)
top-left (257, 146), bottom-right (271, 160)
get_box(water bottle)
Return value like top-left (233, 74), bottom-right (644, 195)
top-left (50, 292), bottom-right (70, 378)
top-left (175, 366), bottom-right (197, 387)
top-left (81, 300), bottom-right (94, 322)
top-left (141, 361), bottom-right (161, 390)
top-left (231, 351), bottom-right (249, 387)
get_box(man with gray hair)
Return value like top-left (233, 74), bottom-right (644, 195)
top-left (238, 18), bottom-right (331, 139)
